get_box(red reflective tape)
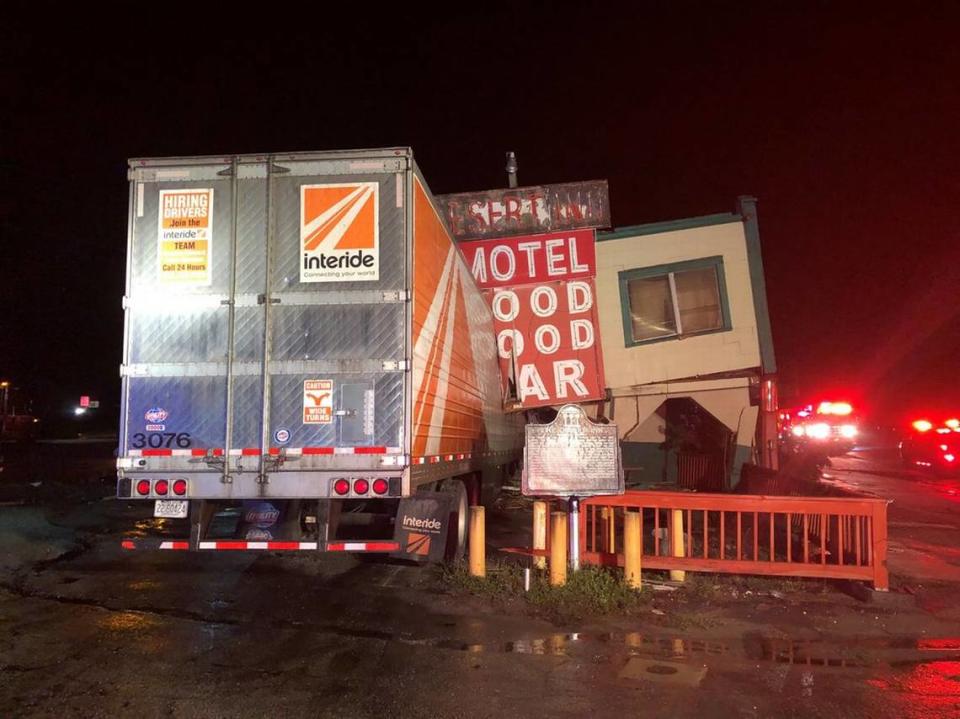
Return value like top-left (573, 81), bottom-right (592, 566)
top-left (267, 542), bottom-right (301, 550)
top-left (212, 541), bottom-right (249, 550)
top-left (163, 542), bottom-right (190, 551)
top-left (268, 448), bottom-right (281, 456)
top-left (326, 541), bottom-right (399, 552)
top-left (365, 542), bottom-right (400, 552)
top-left (121, 540), bottom-right (136, 550)
top-left (303, 447), bottom-right (335, 455)
top-left (212, 448), bottom-right (224, 456)
top-left (354, 446), bottom-right (387, 454)
top-left (142, 449), bottom-right (172, 456)
top-left (191, 449), bottom-right (207, 456)
top-left (241, 448), bottom-right (260, 456)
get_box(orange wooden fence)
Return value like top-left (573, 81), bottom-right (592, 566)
top-left (577, 491), bottom-right (890, 589)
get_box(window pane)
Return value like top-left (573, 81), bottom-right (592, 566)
top-left (627, 275), bottom-right (676, 341)
top-left (674, 266), bottom-right (722, 333)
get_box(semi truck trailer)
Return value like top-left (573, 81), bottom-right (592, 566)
top-left (117, 148), bottom-right (524, 557)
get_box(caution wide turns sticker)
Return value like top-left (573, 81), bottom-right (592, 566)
top-left (158, 188), bottom-right (213, 285)
top-left (300, 183), bottom-right (379, 283)
top-left (303, 380), bottom-right (334, 424)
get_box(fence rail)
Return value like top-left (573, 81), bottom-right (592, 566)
top-left (577, 491), bottom-right (889, 589)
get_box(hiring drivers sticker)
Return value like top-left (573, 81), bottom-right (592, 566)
top-left (158, 188), bottom-right (213, 285)
top-left (303, 380), bottom-right (333, 424)
top-left (300, 183), bottom-right (379, 283)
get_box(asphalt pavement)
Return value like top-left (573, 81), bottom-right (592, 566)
top-left (1, 448), bottom-right (959, 718)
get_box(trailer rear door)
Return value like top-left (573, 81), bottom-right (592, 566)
top-left (122, 152), bottom-right (410, 496)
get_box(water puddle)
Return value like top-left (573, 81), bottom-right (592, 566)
top-left (373, 627), bottom-right (960, 675)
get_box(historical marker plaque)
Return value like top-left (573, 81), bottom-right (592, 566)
top-left (522, 404), bottom-right (624, 497)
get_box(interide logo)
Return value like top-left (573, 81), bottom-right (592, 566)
top-left (300, 182), bottom-right (379, 283)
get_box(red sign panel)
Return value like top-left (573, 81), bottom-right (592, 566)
top-left (458, 229), bottom-right (596, 289)
top-left (437, 180), bottom-right (610, 241)
top-left (461, 231), bottom-right (606, 410)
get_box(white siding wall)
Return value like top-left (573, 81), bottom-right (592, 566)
top-left (596, 221), bottom-right (761, 390)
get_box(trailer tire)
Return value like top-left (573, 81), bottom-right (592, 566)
top-left (439, 479), bottom-right (469, 561)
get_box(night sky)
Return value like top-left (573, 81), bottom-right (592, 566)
top-left (3, 4), bottom-right (960, 429)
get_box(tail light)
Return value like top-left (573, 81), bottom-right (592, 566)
top-left (136, 479), bottom-right (151, 496)
top-left (372, 478), bottom-right (389, 495)
top-left (154, 479), bottom-right (169, 496)
top-left (172, 479), bottom-right (187, 496)
top-left (353, 479), bottom-right (369, 495)
top-left (333, 479), bottom-right (350, 496)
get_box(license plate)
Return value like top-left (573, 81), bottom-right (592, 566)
top-left (154, 500), bottom-right (189, 518)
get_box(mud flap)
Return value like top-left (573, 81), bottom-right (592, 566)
top-left (390, 493), bottom-right (455, 563)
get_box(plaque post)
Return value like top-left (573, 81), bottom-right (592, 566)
top-left (569, 496), bottom-right (580, 571)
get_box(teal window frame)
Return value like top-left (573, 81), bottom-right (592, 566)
top-left (618, 256), bottom-right (732, 347)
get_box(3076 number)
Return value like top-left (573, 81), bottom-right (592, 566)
top-left (131, 432), bottom-right (192, 449)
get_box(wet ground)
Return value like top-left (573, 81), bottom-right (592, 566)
top-left (2, 448), bottom-right (960, 718)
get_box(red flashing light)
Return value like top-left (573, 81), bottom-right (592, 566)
top-left (372, 478), bottom-right (389, 495)
top-left (333, 479), bottom-right (350, 496)
top-left (817, 401), bottom-right (853, 416)
top-left (136, 480), bottom-right (151, 496)
top-left (172, 479), bottom-right (187, 496)
top-left (154, 479), bottom-right (169, 496)
top-left (353, 479), bottom-right (370, 495)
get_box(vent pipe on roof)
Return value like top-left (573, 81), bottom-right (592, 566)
top-left (505, 151), bottom-right (518, 189)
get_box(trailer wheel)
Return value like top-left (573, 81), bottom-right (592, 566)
top-left (439, 479), bottom-right (469, 561)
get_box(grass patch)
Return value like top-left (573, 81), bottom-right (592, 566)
top-left (440, 560), bottom-right (650, 623)
top-left (677, 572), bottom-right (821, 601)
top-left (439, 560), bottom-right (525, 601)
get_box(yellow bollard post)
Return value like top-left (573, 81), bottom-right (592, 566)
top-left (469, 506), bottom-right (486, 577)
top-left (601, 507), bottom-right (617, 554)
top-left (670, 508), bottom-right (686, 582)
top-left (550, 511), bottom-right (568, 586)
top-left (624, 510), bottom-right (642, 589)
top-left (533, 501), bottom-right (547, 570)
top-left (608, 507), bottom-right (616, 554)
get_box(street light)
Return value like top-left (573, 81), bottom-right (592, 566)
top-left (0, 381), bottom-right (9, 435)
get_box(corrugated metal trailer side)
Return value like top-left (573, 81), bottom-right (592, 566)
top-left (408, 166), bottom-right (524, 490)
